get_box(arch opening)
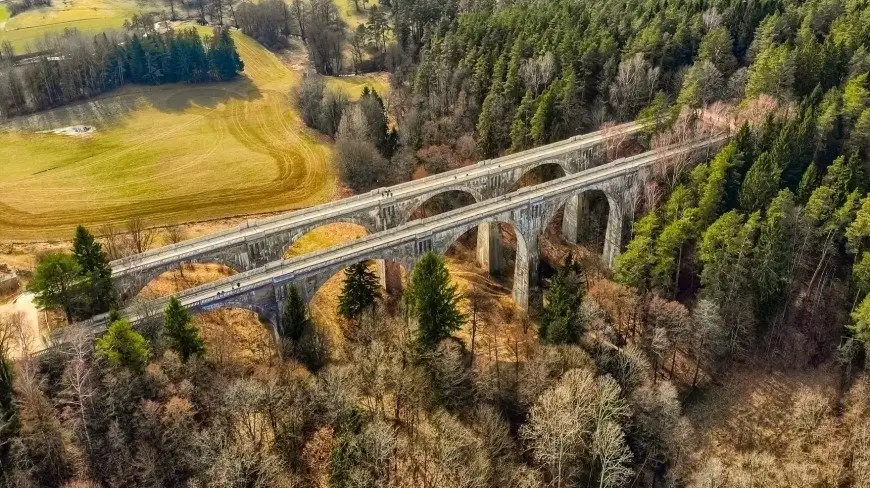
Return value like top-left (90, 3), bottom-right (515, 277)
top-left (540, 189), bottom-right (612, 280)
top-left (284, 222), bottom-right (370, 259)
top-left (509, 162), bottom-right (567, 193)
top-left (408, 189), bottom-right (478, 221)
top-left (307, 258), bottom-right (407, 351)
top-left (438, 221), bottom-right (538, 352)
top-left (191, 306), bottom-right (277, 368)
top-left (441, 220), bottom-right (530, 307)
top-left (134, 261), bottom-right (240, 302)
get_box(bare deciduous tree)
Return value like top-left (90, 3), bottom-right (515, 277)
top-left (520, 368), bottom-right (597, 487)
top-left (520, 52), bottom-right (557, 96)
top-left (126, 217), bottom-right (155, 255)
top-left (609, 53), bottom-right (660, 120)
top-left (592, 420), bottom-right (633, 488)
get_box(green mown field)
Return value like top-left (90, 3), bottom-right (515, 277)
top-left (0, 1), bottom-right (390, 241)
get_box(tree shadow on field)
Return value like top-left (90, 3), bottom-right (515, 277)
top-left (151, 75), bottom-right (262, 112)
top-left (0, 75), bottom-right (262, 131)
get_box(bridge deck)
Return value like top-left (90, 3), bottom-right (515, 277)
top-left (110, 121), bottom-right (646, 276)
top-left (88, 135), bottom-right (726, 330)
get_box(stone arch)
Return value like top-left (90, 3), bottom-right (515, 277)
top-left (436, 218), bottom-right (533, 309)
top-left (508, 160), bottom-right (569, 193)
top-left (118, 255), bottom-right (244, 303)
top-left (546, 183), bottom-right (627, 268)
top-left (282, 220), bottom-right (373, 260)
top-left (198, 300), bottom-right (276, 326)
top-left (294, 256), bottom-right (408, 323)
top-left (402, 186), bottom-right (483, 225)
top-left (194, 299), bottom-right (281, 345)
top-left (557, 188), bottom-right (613, 253)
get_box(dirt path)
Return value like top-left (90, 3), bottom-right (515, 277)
top-left (0, 291), bottom-right (42, 358)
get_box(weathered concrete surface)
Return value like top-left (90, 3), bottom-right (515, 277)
top-left (75, 136), bottom-right (726, 342)
top-left (476, 222), bottom-right (505, 275)
top-left (111, 122), bottom-right (649, 299)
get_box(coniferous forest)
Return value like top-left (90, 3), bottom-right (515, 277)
top-left (0, 27), bottom-right (244, 118)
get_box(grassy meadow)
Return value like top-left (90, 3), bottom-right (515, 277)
top-left (334, 0), bottom-right (379, 28)
top-left (0, 28), bottom-right (340, 240)
top-left (0, 6), bottom-right (391, 242)
top-left (0, 0), bottom-right (142, 52)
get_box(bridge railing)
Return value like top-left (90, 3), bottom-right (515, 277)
top-left (109, 121), bottom-right (647, 270)
top-left (64, 134), bottom-right (728, 346)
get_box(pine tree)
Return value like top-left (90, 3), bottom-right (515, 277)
top-left (615, 213), bottom-right (660, 291)
top-left (739, 151), bottom-right (782, 212)
top-left (73, 225), bottom-right (116, 315)
top-left (338, 261), bottom-right (381, 320)
top-left (797, 163), bottom-right (819, 202)
top-left (208, 27), bottom-right (244, 81)
top-left (282, 285), bottom-right (309, 341)
top-left (753, 190), bottom-right (796, 325)
top-left (530, 85), bottom-right (556, 145)
top-left (508, 89), bottom-right (534, 153)
top-left (540, 260), bottom-right (584, 344)
top-left (96, 319), bottom-right (150, 373)
top-left (163, 297), bottom-right (204, 362)
top-left (409, 252), bottom-right (465, 349)
top-left (849, 295), bottom-right (870, 351)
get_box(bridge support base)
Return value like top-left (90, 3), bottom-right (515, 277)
top-left (476, 223), bottom-right (505, 275)
top-left (378, 260), bottom-right (404, 296)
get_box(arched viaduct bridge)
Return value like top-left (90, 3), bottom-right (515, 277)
top-left (111, 121), bottom-right (647, 299)
top-left (87, 135), bottom-right (727, 338)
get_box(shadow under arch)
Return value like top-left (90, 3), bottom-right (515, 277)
top-left (436, 218), bottom-right (532, 309)
top-left (553, 188), bottom-right (611, 255)
top-left (405, 187), bottom-right (481, 223)
top-left (508, 161), bottom-right (568, 193)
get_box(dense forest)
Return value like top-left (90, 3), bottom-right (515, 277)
top-left (0, 27), bottom-right (244, 118)
top-left (3, 0), bottom-right (870, 486)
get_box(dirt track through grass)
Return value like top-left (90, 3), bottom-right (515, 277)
top-left (0, 30), bottom-right (342, 240)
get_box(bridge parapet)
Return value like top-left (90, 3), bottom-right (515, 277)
top-left (110, 122), bottom-right (649, 299)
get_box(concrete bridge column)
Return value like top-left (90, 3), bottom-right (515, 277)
top-left (378, 259), bottom-right (404, 296)
top-left (601, 204), bottom-right (623, 269)
top-left (601, 185), bottom-right (640, 269)
top-left (561, 194), bottom-right (590, 244)
top-left (476, 223), bottom-right (505, 275)
top-left (512, 234), bottom-right (539, 311)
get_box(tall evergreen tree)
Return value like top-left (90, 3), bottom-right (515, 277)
top-left (540, 258), bottom-right (585, 344)
top-left (282, 285), bottom-right (309, 341)
top-left (739, 151), bottom-right (781, 212)
top-left (208, 27), bottom-right (244, 81)
top-left (409, 252), bottom-right (465, 349)
top-left (752, 190), bottom-right (796, 325)
top-left (163, 297), bottom-right (205, 362)
top-left (338, 261), bottom-right (381, 321)
top-left (72, 225), bottom-right (115, 314)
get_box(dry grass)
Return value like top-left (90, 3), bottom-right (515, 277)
top-left (0, 29), bottom-right (338, 241)
top-left (685, 360), bottom-right (838, 461)
top-left (325, 72), bottom-right (390, 100)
